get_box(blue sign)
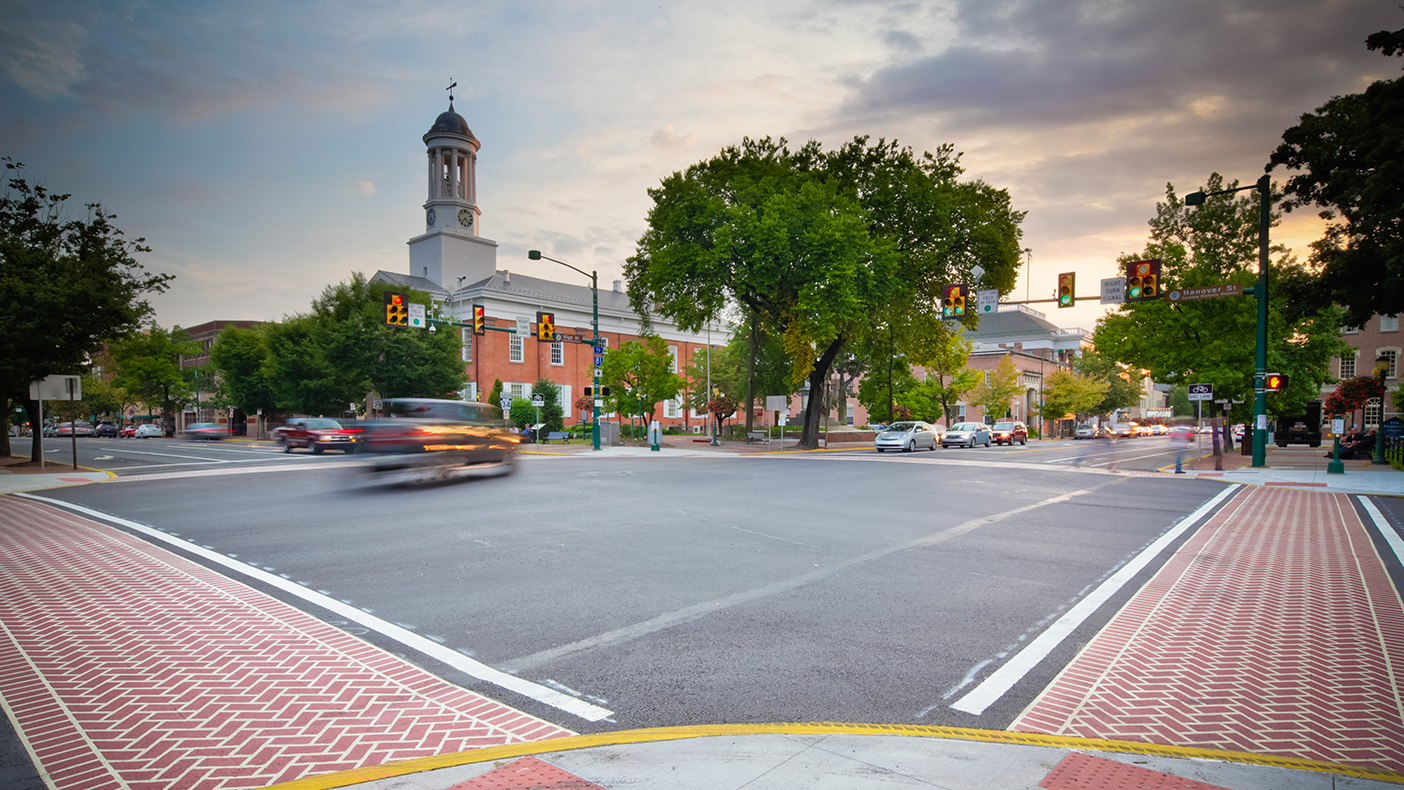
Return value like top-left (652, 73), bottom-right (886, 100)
top-left (593, 346), bottom-right (604, 355)
top-left (593, 354), bottom-right (604, 366)
top-left (1383, 417), bottom-right (1403, 438)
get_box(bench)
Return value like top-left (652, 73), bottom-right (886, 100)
top-left (544, 431), bottom-right (571, 443)
top-left (746, 431), bottom-right (769, 444)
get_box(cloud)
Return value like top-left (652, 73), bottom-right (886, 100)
top-left (0, 17), bottom-right (87, 98)
top-left (650, 125), bottom-right (697, 152)
top-left (355, 180), bottom-right (375, 196)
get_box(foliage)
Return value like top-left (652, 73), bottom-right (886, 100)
top-left (1042, 369), bottom-right (1109, 420)
top-left (1091, 175), bottom-right (1348, 425)
top-left (968, 355), bottom-right (1022, 421)
top-left (1168, 385), bottom-right (1194, 417)
top-left (79, 375), bottom-right (131, 421)
top-left (485, 379), bottom-right (503, 406)
top-left (532, 378), bottom-right (565, 434)
top-left (0, 157), bottom-right (172, 457)
top-left (624, 135), bottom-right (1023, 447)
top-left (600, 335), bottom-right (685, 426)
top-left (1267, 26), bottom-right (1404, 326)
top-left (706, 395), bottom-right (738, 422)
top-left (509, 397), bottom-right (535, 432)
top-left (1071, 350), bottom-right (1145, 417)
top-left (209, 325), bottom-right (276, 416)
top-left (111, 326), bottom-right (200, 429)
top-left (1322, 376), bottom-right (1386, 416)
top-left (916, 327), bottom-right (979, 427)
top-left (856, 358), bottom-right (915, 423)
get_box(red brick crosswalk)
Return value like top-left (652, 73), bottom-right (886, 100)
top-left (1013, 487), bottom-right (1404, 773)
top-left (0, 498), bottom-right (571, 790)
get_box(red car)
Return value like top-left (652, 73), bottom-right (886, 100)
top-left (272, 417), bottom-right (362, 454)
top-left (119, 425), bottom-right (138, 438)
top-left (991, 421), bottom-right (1029, 445)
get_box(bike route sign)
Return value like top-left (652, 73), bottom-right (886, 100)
top-left (1188, 383), bottom-right (1214, 402)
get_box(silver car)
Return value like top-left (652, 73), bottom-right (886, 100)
top-left (874, 421), bottom-right (940, 452)
top-left (942, 421), bottom-right (992, 448)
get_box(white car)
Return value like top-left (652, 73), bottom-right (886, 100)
top-left (134, 424), bottom-right (164, 438)
top-left (1073, 424), bottom-right (1097, 440)
top-left (942, 422), bottom-right (992, 448)
top-left (874, 421), bottom-right (940, 452)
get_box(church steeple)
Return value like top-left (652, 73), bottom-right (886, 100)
top-left (421, 81), bottom-right (481, 237)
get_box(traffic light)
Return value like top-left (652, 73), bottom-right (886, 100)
top-left (1126, 260), bottom-right (1161, 303)
top-left (472, 304), bottom-right (485, 335)
top-left (384, 292), bottom-right (408, 326)
top-left (583, 386), bottom-right (611, 397)
top-left (1058, 272), bottom-right (1076, 308)
top-left (942, 284), bottom-right (969, 318)
top-left (1263, 373), bottom-right (1288, 392)
top-left (536, 311), bottom-right (556, 340)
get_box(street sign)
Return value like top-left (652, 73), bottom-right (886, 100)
top-left (408, 303), bottom-right (426, 328)
top-left (516, 316), bottom-right (530, 336)
top-left (593, 354), bottom-right (604, 367)
top-left (28, 375), bottom-right (81, 401)
top-left (1100, 278), bottom-right (1126, 305)
top-left (499, 397), bottom-right (511, 410)
top-left (1166, 283), bottom-right (1244, 303)
top-left (531, 394), bottom-right (545, 407)
top-left (1188, 383), bottom-right (1214, 402)
top-left (594, 345), bottom-right (604, 355)
top-left (977, 289), bottom-right (999, 314)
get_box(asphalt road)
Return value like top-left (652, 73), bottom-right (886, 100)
top-left (32, 450), bottom-right (1233, 736)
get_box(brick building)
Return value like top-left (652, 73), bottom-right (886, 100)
top-left (1328, 313), bottom-right (1400, 429)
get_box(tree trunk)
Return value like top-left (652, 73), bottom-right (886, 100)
top-left (744, 313), bottom-right (757, 434)
top-left (799, 336), bottom-right (846, 449)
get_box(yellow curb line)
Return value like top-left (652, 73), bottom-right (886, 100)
top-left (258, 722), bottom-right (1404, 789)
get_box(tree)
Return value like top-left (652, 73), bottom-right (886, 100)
top-left (485, 379), bottom-right (503, 406)
top-left (78, 374), bottom-right (131, 423)
top-left (1, 158), bottom-right (172, 458)
top-left (601, 336), bottom-right (685, 429)
top-left (1267, 26), bottom-right (1404, 326)
top-left (968, 355), bottom-right (1022, 422)
top-left (915, 327), bottom-right (979, 427)
top-left (625, 136), bottom-right (1023, 448)
top-left (111, 326), bottom-right (200, 433)
top-left (1071, 350), bottom-right (1146, 418)
top-left (1042, 369), bottom-right (1109, 422)
top-left (532, 378), bottom-right (565, 434)
top-left (1168, 385), bottom-right (1194, 417)
top-left (209, 325), bottom-right (276, 417)
top-left (1092, 176), bottom-right (1348, 425)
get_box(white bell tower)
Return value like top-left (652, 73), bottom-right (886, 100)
top-left (408, 82), bottom-right (498, 288)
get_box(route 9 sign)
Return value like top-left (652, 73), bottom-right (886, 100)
top-left (1188, 383), bottom-right (1214, 402)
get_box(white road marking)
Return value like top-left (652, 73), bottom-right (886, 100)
top-left (17, 493), bottom-right (613, 722)
top-left (108, 448), bottom-right (239, 462)
top-left (949, 484), bottom-right (1241, 716)
top-left (1360, 497), bottom-right (1404, 566)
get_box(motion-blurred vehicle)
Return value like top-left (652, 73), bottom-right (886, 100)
top-left (94, 421), bottom-right (118, 437)
top-left (273, 417), bottom-right (362, 454)
top-left (53, 421), bottom-right (95, 437)
top-left (357, 398), bottom-right (519, 483)
top-left (1233, 424), bottom-right (1246, 443)
top-left (991, 421), bottom-right (1028, 446)
top-left (874, 421), bottom-right (940, 452)
top-left (1149, 424), bottom-right (1168, 436)
top-left (134, 424), bottom-right (164, 438)
top-left (942, 422), bottom-right (992, 448)
top-left (181, 423), bottom-right (226, 441)
top-left (1107, 422), bottom-right (1136, 438)
top-left (1073, 424), bottom-right (1098, 440)
top-left (1168, 425), bottom-right (1195, 442)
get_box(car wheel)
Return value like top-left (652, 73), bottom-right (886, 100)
top-left (876, 448), bottom-right (884, 453)
top-left (312, 444), bottom-right (324, 455)
top-left (344, 445), bottom-right (356, 454)
top-left (904, 441), bottom-right (913, 452)
top-left (1020, 437), bottom-right (1027, 445)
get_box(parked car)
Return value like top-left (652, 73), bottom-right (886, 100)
top-left (53, 421), bottom-right (95, 437)
top-left (272, 417), bottom-right (363, 454)
top-left (119, 424), bottom-right (138, 438)
top-left (942, 421), bottom-right (992, 448)
top-left (990, 421), bottom-right (1028, 446)
top-left (1073, 424), bottom-right (1098, 440)
top-left (874, 421), bottom-right (940, 452)
top-left (181, 422), bottom-right (226, 441)
top-left (93, 421), bottom-right (118, 437)
top-left (134, 424), bottom-right (164, 438)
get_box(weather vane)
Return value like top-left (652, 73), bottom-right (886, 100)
top-left (446, 79), bottom-right (457, 103)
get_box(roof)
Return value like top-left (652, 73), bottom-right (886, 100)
top-left (423, 101), bottom-right (476, 144)
top-left (962, 306), bottom-right (1063, 342)
top-left (369, 271), bottom-right (449, 299)
top-left (455, 270), bottom-right (635, 315)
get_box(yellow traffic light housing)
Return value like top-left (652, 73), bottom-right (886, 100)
top-left (1126, 260), bottom-right (1161, 303)
top-left (472, 304), bottom-right (485, 335)
top-left (384, 292), bottom-right (408, 326)
top-left (942, 284), bottom-right (968, 318)
top-left (1058, 272), bottom-right (1075, 307)
top-left (536, 311), bottom-right (556, 340)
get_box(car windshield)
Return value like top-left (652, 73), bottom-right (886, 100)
top-left (885, 422), bottom-right (916, 432)
top-left (304, 419), bottom-right (342, 429)
top-left (993, 422), bottom-right (1015, 431)
top-left (950, 422), bottom-right (980, 431)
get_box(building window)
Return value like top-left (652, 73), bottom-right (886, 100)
top-left (461, 329), bottom-right (472, 363)
top-left (1365, 400), bottom-right (1382, 428)
top-left (669, 345), bottom-right (679, 373)
top-left (508, 382), bottom-right (532, 400)
top-left (957, 404), bottom-right (966, 422)
top-left (510, 334), bottom-right (524, 363)
top-left (663, 397), bottom-right (681, 419)
top-left (1382, 315), bottom-right (1399, 333)
top-left (1339, 351), bottom-right (1357, 379)
top-left (551, 340), bottom-right (564, 366)
top-left (1376, 348), bottom-right (1398, 379)
top-left (558, 385), bottom-right (571, 419)
top-left (1343, 325), bottom-right (1360, 334)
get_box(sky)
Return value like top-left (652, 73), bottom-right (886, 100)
top-left (3, 0), bottom-right (1399, 336)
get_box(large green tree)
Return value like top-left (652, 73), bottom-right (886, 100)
top-left (1093, 176), bottom-right (1348, 425)
top-left (111, 326), bottom-right (200, 432)
top-left (209, 324), bottom-right (276, 417)
top-left (1, 158), bottom-right (171, 457)
top-left (601, 335), bottom-right (685, 430)
top-left (1071, 350), bottom-right (1146, 418)
top-left (968, 355), bottom-right (1022, 422)
top-left (1267, 26), bottom-right (1403, 326)
top-left (1042, 369), bottom-right (1109, 422)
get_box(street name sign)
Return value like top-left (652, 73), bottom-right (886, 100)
top-left (1166, 283), bottom-right (1244, 303)
top-left (1188, 383), bottom-right (1214, 402)
top-left (1100, 278), bottom-right (1125, 304)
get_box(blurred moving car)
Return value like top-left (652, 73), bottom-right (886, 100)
top-left (991, 421), bottom-right (1028, 446)
top-left (94, 421), bottom-right (118, 437)
top-left (134, 424), bottom-right (164, 438)
top-left (1107, 422), bottom-right (1136, 438)
top-left (1168, 425), bottom-right (1195, 442)
top-left (272, 417), bottom-right (362, 454)
top-left (1073, 424), bottom-right (1098, 440)
top-left (942, 422), bottom-right (992, 448)
top-left (181, 423), bottom-right (226, 441)
top-left (358, 398), bottom-right (519, 482)
top-left (874, 421), bottom-right (940, 452)
top-left (53, 421), bottom-right (95, 437)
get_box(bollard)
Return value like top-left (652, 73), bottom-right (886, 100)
top-left (1327, 435), bottom-right (1345, 475)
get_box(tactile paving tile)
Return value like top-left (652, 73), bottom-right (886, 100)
top-left (447, 756), bottom-right (607, 789)
top-left (1041, 752), bottom-right (1228, 790)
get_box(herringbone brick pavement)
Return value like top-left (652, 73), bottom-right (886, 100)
top-left (0, 497), bottom-right (572, 790)
top-left (1012, 487), bottom-right (1404, 773)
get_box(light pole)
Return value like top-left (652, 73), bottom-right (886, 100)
top-left (528, 250), bottom-right (602, 451)
top-left (1373, 354), bottom-right (1390, 466)
top-left (1186, 174), bottom-right (1271, 468)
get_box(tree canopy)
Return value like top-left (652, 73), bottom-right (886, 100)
top-left (1267, 25), bottom-right (1404, 326)
top-left (601, 335), bottom-right (685, 428)
top-left (968, 355), bottom-right (1022, 423)
top-left (111, 326), bottom-right (200, 430)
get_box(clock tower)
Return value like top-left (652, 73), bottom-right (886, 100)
top-left (408, 91), bottom-right (498, 289)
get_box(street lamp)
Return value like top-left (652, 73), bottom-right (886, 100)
top-left (1373, 354), bottom-right (1390, 466)
top-left (1185, 174), bottom-right (1271, 468)
top-left (528, 250), bottom-right (602, 451)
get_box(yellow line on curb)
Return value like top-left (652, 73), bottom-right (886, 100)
top-left (257, 722), bottom-right (1404, 789)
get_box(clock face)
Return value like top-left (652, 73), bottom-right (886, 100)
top-left (426, 208), bottom-right (436, 227)
top-left (458, 209), bottom-right (473, 228)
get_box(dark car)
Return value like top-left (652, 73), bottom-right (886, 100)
top-left (358, 398), bottom-right (519, 482)
top-left (181, 422), bottom-right (226, 441)
top-left (94, 422), bottom-right (118, 437)
top-left (991, 420), bottom-right (1028, 446)
top-left (272, 417), bottom-right (362, 454)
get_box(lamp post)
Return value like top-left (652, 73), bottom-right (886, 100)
top-left (528, 250), bottom-right (602, 451)
top-left (1186, 174), bottom-right (1271, 468)
top-left (1373, 354), bottom-right (1390, 465)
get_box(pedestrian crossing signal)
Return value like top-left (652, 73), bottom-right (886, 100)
top-left (536, 311), bottom-right (556, 340)
top-left (1126, 260), bottom-right (1161, 303)
top-left (472, 304), bottom-right (485, 335)
top-left (942, 284), bottom-right (968, 318)
top-left (384, 292), bottom-right (408, 326)
top-left (1263, 373), bottom-right (1287, 392)
top-left (1058, 272), bottom-right (1075, 307)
